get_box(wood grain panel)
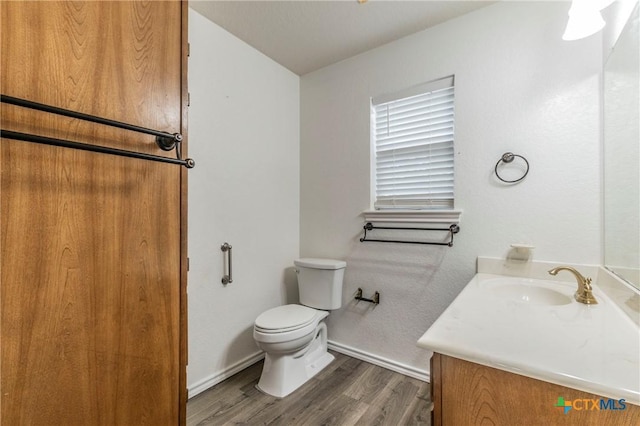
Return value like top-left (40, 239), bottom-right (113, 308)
top-left (179, 2), bottom-right (190, 424)
top-left (438, 354), bottom-right (640, 426)
top-left (1, 1), bottom-right (185, 424)
top-left (431, 352), bottom-right (442, 426)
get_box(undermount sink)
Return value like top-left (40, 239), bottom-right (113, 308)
top-left (483, 278), bottom-right (573, 306)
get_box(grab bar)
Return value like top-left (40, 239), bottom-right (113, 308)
top-left (221, 242), bottom-right (233, 284)
top-left (1, 94), bottom-right (194, 168)
top-left (359, 222), bottom-right (460, 247)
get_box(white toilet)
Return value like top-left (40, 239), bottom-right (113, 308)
top-left (253, 258), bottom-right (346, 398)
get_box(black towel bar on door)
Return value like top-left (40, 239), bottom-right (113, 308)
top-left (359, 222), bottom-right (460, 247)
top-left (0, 130), bottom-right (195, 168)
top-left (0, 94), bottom-right (194, 168)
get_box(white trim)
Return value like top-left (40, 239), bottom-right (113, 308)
top-left (328, 340), bottom-right (429, 382)
top-left (372, 75), bottom-right (455, 106)
top-left (363, 209), bottom-right (462, 224)
top-left (187, 343), bottom-right (431, 399)
top-left (187, 351), bottom-right (265, 399)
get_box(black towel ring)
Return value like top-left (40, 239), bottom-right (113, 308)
top-left (494, 152), bottom-right (529, 183)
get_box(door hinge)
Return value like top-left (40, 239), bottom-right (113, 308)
top-left (187, 42), bottom-right (190, 57)
top-left (187, 92), bottom-right (190, 107)
top-left (187, 257), bottom-right (190, 271)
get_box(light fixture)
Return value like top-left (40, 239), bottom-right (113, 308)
top-left (563, 0), bottom-right (608, 40)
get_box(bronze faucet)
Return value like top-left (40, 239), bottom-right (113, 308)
top-left (548, 266), bottom-right (598, 305)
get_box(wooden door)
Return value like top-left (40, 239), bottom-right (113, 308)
top-left (0, 1), bottom-right (188, 424)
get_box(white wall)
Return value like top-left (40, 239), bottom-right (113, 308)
top-left (602, 0), bottom-right (639, 59)
top-left (300, 1), bottom-right (603, 377)
top-left (187, 9), bottom-right (300, 396)
top-left (604, 4), bottom-right (639, 285)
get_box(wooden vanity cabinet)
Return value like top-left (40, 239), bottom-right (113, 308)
top-left (431, 353), bottom-right (640, 425)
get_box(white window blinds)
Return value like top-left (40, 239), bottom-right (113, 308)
top-left (372, 76), bottom-right (455, 209)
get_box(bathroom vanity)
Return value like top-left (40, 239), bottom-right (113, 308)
top-left (430, 353), bottom-right (639, 425)
top-left (418, 258), bottom-right (640, 425)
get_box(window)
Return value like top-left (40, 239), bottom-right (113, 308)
top-left (371, 76), bottom-right (455, 210)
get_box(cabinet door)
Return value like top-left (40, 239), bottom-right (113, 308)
top-left (436, 354), bottom-right (640, 426)
top-left (0, 1), bottom-right (187, 424)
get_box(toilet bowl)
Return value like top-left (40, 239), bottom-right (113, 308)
top-left (254, 304), bottom-right (334, 397)
top-left (253, 258), bottom-right (346, 398)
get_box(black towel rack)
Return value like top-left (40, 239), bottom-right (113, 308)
top-left (359, 222), bottom-right (460, 247)
top-left (0, 94), bottom-right (195, 168)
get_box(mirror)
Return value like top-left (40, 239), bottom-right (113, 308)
top-left (604, 4), bottom-right (639, 289)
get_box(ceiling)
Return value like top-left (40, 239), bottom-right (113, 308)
top-left (190, 0), bottom-right (496, 75)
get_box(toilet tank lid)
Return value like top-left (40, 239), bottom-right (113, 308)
top-left (294, 258), bottom-right (346, 270)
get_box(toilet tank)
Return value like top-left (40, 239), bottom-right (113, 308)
top-left (294, 258), bottom-right (346, 310)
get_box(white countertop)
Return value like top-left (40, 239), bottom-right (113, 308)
top-left (417, 267), bottom-right (640, 405)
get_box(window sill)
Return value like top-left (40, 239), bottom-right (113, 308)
top-left (362, 209), bottom-right (462, 224)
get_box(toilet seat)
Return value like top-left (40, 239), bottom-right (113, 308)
top-left (254, 304), bottom-right (327, 344)
top-left (255, 304), bottom-right (318, 333)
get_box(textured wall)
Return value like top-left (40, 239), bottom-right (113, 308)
top-left (187, 9), bottom-right (300, 394)
top-left (604, 5), bottom-right (639, 285)
top-left (300, 1), bottom-right (603, 375)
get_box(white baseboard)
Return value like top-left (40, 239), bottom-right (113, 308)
top-left (188, 342), bottom-right (429, 399)
top-left (187, 351), bottom-right (265, 399)
top-left (328, 340), bottom-right (429, 382)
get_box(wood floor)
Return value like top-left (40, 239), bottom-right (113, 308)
top-left (187, 351), bottom-right (432, 426)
